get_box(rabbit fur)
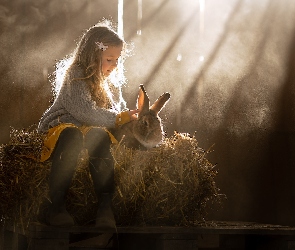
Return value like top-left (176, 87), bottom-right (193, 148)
top-left (109, 85), bottom-right (170, 150)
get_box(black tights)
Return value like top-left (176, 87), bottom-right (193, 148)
top-left (49, 127), bottom-right (114, 201)
top-left (85, 128), bottom-right (115, 197)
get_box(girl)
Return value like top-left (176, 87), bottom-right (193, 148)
top-left (38, 20), bottom-right (138, 228)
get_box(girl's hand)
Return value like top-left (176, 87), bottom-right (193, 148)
top-left (116, 109), bottom-right (140, 126)
top-left (128, 109), bottom-right (139, 121)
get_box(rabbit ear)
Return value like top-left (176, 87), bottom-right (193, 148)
top-left (137, 85), bottom-right (150, 114)
top-left (150, 92), bottom-right (170, 114)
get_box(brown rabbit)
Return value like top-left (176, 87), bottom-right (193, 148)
top-left (109, 85), bottom-right (170, 150)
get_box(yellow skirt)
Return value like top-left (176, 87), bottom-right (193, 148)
top-left (40, 123), bottom-right (118, 162)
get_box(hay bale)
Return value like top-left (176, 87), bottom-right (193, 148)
top-left (0, 127), bottom-right (97, 228)
top-left (0, 127), bottom-right (50, 231)
top-left (111, 132), bottom-right (220, 226)
top-left (0, 127), bottom-right (222, 229)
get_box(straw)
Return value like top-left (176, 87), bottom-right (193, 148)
top-left (0, 128), bottom-right (222, 229)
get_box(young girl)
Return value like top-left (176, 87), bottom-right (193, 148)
top-left (38, 20), bottom-right (138, 228)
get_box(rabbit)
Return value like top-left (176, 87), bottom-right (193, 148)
top-left (109, 84), bottom-right (170, 150)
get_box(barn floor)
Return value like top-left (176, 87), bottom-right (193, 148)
top-left (2, 221), bottom-right (295, 250)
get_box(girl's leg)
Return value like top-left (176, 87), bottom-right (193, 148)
top-left (47, 127), bottom-right (83, 226)
top-left (84, 128), bottom-right (115, 228)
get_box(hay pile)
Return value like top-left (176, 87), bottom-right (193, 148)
top-left (0, 127), bottom-right (221, 229)
top-left (0, 127), bottom-right (98, 228)
top-left (111, 132), bottom-right (220, 226)
top-left (0, 127), bottom-right (50, 231)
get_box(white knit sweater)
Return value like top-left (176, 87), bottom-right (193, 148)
top-left (38, 65), bottom-right (126, 133)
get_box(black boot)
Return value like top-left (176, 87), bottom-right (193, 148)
top-left (95, 193), bottom-right (116, 229)
top-left (47, 191), bottom-right (74, 226)
top-left (47, 127), bottom-right (83, 227)
top-left (85, 128), bottom-right (116, 229)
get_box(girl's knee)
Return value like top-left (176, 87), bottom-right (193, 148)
top-left (60, 127), bottom-right (83, 140)
top-left (51, 127), bottom-right (83, 161)
top-left (84, 128), bottom-right (112, 156)
top-left (58, 127), bottom-right (84, 148)
top-left (85, 128), bottom-right (110, 144)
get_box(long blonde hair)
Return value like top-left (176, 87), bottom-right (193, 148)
top-left (54, 20), bottom-right (127, 108)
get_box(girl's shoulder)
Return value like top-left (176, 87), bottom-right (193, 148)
top-left (66, 64), bottom-right (84, 80)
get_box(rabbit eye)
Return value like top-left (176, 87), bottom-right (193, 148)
top-left (142, 120), bottom-right (148, 126)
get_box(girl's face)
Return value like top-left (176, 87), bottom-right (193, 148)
top-left (101, 45), bottom-right (123, 77)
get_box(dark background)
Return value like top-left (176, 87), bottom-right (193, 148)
top-left (1, 0), bottom-right (295, 226)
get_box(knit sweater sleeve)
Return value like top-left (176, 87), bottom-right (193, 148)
top-left (59, 70), bottom-right (118, 128)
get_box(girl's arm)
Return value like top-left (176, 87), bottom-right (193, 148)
top-left (60, 77), bottom-right (119, 128)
